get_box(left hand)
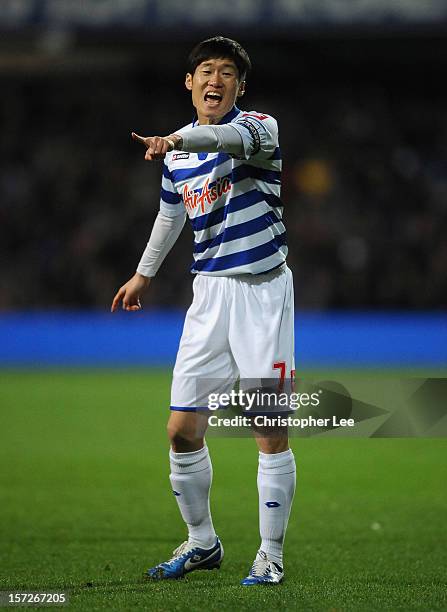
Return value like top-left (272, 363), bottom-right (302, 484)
top-left (131, 132), bottom-right (182, 161)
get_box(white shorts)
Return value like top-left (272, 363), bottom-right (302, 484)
top-left (170, 265), bottom-right (295, 411)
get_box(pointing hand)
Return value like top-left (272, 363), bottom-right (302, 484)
top-left (131, 132), bottom-right (182, 161)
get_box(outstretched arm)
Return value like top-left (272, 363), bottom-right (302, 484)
top-left (111, 211), bottom-right (186, 312)
top-left (131, 124), bottom-right (245, 160)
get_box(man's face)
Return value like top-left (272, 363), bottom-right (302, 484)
top-left (185, 57), bottom-right (245, 125)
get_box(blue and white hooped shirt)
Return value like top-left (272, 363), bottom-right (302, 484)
top-left (160, 106), bottom-right (287, 276)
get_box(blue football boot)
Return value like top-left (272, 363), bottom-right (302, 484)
top-left (145, 538), bottom-right (223, 580)
top-left (241, 550), bottom-right (284, 585)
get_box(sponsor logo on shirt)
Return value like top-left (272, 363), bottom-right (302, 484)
top-left (172, 152), bottom-right (190, 161)
top-left (183, 176), bottom-right (232, 213)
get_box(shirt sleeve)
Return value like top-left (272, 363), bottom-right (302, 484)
top-left (136, 210), bottom-right (186, 278)
top-left (159, 162), bottom-right (184, 218)
top-left (178, 124), bottom-right (245, 156)
top-left (230, 114), bottom-right (279, 160)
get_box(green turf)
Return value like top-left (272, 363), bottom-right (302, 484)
top-left (0, 371), bottom-right (446, 611)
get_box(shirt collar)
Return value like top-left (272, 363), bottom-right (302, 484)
top-left (192, 105), bottom-right (240, 127)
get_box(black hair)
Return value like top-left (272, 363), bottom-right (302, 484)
top-left (187, 36), bottom-right (251, 81)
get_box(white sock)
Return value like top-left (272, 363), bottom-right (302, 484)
top-left (169, 445), bottom-right (217, 549)
top-left (257, 448), bottom-right (296, 567)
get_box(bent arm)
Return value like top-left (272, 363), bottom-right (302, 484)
top-left (136, 211), bottom-right (186, 278)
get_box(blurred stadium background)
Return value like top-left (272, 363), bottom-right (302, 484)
top-left (1, 0), bottom-right (447, 368)
top-left (1, 2), bottom-right (446, 609)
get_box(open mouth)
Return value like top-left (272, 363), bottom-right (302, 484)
top-left (204, 92), bottom-right (223, 106)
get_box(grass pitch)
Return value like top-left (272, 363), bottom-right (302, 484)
top-left (0, 370), bottom-right (446, 611)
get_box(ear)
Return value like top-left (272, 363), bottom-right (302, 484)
top-left (185, 73), bottom-right (193, 91)
top-left (237, 81), bottom-right (246, 97)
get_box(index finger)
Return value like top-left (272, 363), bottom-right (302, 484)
top-left (131, 132), bottom-right (148, 147)
top-left (111, 287), bottom-right (125, 312)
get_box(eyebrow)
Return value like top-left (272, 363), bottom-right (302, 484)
top-left (201, 62), bottom-right (236, 70)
